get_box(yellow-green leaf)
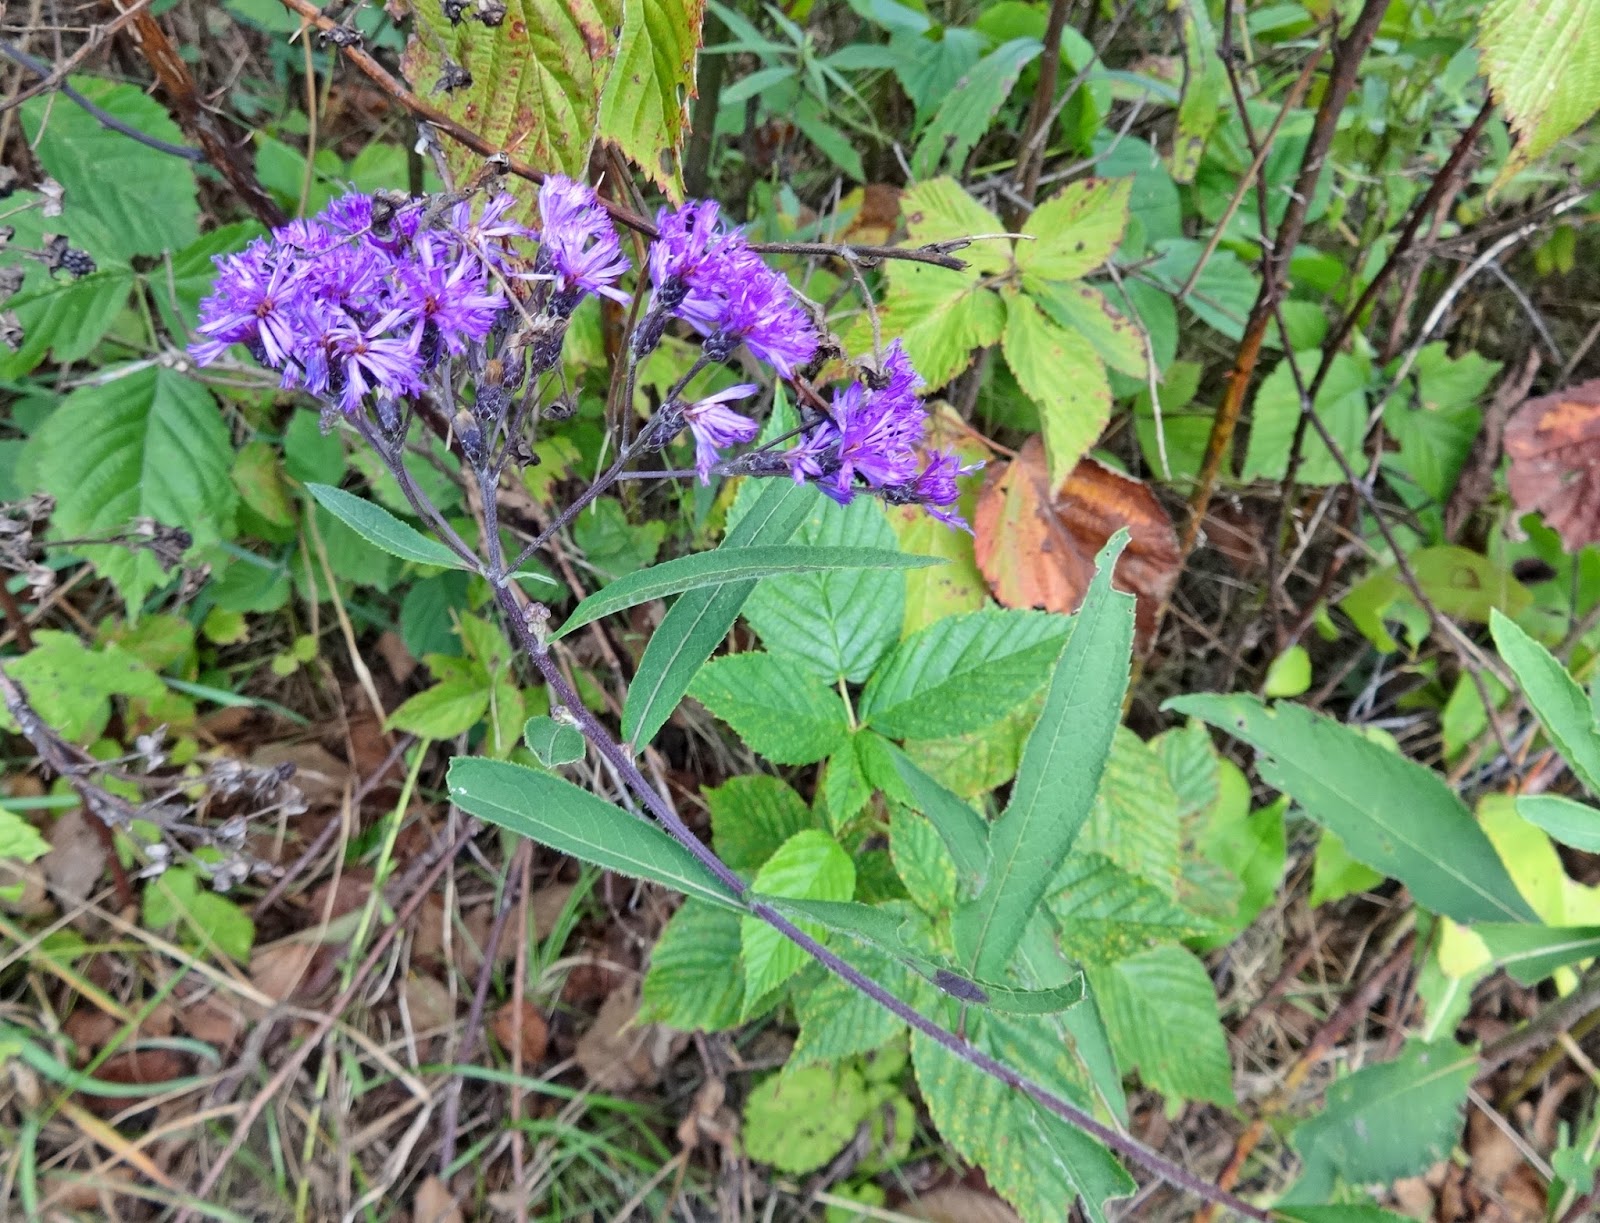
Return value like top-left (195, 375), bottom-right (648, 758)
top-left (1017, 179), bottom-right (1130, 282)
top-left (598, 0), bottom-right (704, 197)
top-left (1001, 295), bottom-right (1111, 485)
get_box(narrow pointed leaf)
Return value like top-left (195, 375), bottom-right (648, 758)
top-left (1491, 609), bottom-right (1600, 796)
top-left (1473, 923), bottom-right (1600, 985)
top-left (623, 478), bottom-right (812, 750)
top-left (956, 532), bottom-right (1135, 979)
top-left (888, 745), bottom-right (990, 881)
top-left (306, 483), bottom-right (472, 571)
top-left (1515, 794), bottom-right (1600, 851)
top-left (556, 546), bottom-right (939, 639)
top-left (447, 757), bottom-right (739, 911)
top-left (1168, 692), bottom-right (1537, 925)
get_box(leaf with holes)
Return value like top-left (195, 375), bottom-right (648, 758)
top-left (597, 0), bottom-right (704, 196)
top-left (402, 0), bottom-right (620, 184)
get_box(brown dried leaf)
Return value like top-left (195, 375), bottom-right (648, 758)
top-left (403, 973), bottom-right (457, 1033)
top-left (249, 740), bottom-right (350, 808)
top-left (81, 1049), bottom-right (185, 1117)
top-left (1504, 377), bottom-right (1600, 552)
top-left (902, 1185), bottom-right (1022, 1223)
top-left (490, 998), bottom-right (550, 1064)
top-left (248, 941), bottom-right (318, 1009)
top-left (575, 982), bottom-right (684, 1091)
top-left (411, 1175), bottom-right (464, 1223)
top-left (973, 436), bottom-right (1179, 651)
top-left (42, 808), bottom-right (106, 903)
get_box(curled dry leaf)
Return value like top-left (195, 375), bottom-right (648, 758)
top-left (490, 997), bottom-right (550, 1064)
top-left (973, 436), bottom-right (1180, 651)
top-left (1504, 377), bottom-right (1600, 552)
top-left (575, 982), bottom-right (686, 1091)
top-left (411, 1175), bottom-right (464, 1223)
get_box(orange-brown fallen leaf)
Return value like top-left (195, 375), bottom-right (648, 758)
top-left (1504, 377), bottom-right (1600, 552)
top-left (490, 998), bottom-right (550, 1064)
top-left (973, 436), bottom-right (1180, 651)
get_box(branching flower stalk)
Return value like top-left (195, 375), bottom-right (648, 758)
top-left (191, 176), bottom-right (1267, 1219)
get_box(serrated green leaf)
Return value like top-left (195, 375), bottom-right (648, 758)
top-left (792, 952), bottom-right (912, 1066)
top-left (888, 747), bottom-right (990, 881)
top-left (1002, 294), bottom-right (1112, 485)
top-left (743, 498), bottom-right (905, 684)
top-left (1168, 693), bottom-right (1538, 924)
top-left (902, 698), bottom-right (1036, 799)
top-left (142, 867), bottom-right (255, 963)
top-left (624, 477), bottom-right (812, 751)
top-left (1050, 855), bottom-right (1215, 962)
top-left (888, 494), bottom-right (988, 634)
top-left (1144, 238), bottom-right (1258, 342)
top-left (0, 632), bottom-right (165, 744)
top-left (1515, 794), bottom-right (1600, 851)
top-left (1028, 280), bottom-right (1150, 379)
top-left (385, 678), bottom-right (489, 740)
top-left (743, 1064), bottom-right (876, 1174)
top-left (1492, 610), bottom-right (1600, 796)
top-left (597, 0), bottom-right (703, 196)
top-left (1077, 727), bottom-right (1183, 897)
top-left (706, 775), bottom-right (816, 873)
top-left (0, 808), bottom-right (50, 864)
top-left (1286, 1039), bottom-right (1475, 1203)
top-left (740, 831), bottom-right (855, 1006)
top-left (0, 263), bottom-right (136, 378)
top-left (911, 39), bottom-right (1041, 178)
top-left (1478, 0), bottom-right (1600, 181)
top-left (522, 715), bottom-right (585, 765)
top-left (306, 484), bottom-right (473, 572)
top-left (913, 1013), bottom-right (1133, 1223)
top-left (31, 367), bottom-right (237, 609)
top-left (1241, 350), bottom-right (1373, 485)
top-left (641, 900), bottom-right (746, 1031)
top-left (403, 0), bottom-right (620, 183)
top-left (556, 545), bottom-right (936, 639)
top-left (1087, 945), bottom-right (1234, 1107)
top-left (1017, 179), bottom-right (1130, 282)
top-left (890, 805), bottom-right (958, 917)
top-left (1276, 1205), bottom-right (1413, 1223)
top-left (447, 757), bottom-right (738, 910)
top-left (690, 652), bottom-right (849, 764)
top-left (900, 177), bottom-right (1010, 272)
top-left (860, 608), bottom-right (1070, 740)
top-left (21, 79), bottom-right (198, 261)
top-left (870, 263), bottom-right (1007, 392)
top-left (957, 533), bottom-right (1135, 979)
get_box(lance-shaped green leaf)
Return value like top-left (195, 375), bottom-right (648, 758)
top-left (555, 545), bottom-right (938, 639)
top-left (1516, 794), bottom-right (1600, 852)
top-left (1167, 693), bottom-right (1537, 925)
top-left (759, 896), bottom-right (1085, 1015)
top-left (1473, 923), bottom-right (1600, 985)
top-left (911, 38), bottom-right (1042, 179)
top-left (955, 532), bottom-right (1134, 979)
top-left (1285, 1039), bottom-right (1475, 1204)
top-left (447, 757), bottom-right (739, 911)
top-left (888, 746), bottom-right (990, 882)
top-left (1492, 609), bottom-right (1600, 796)
top-left (623, 477), bottom-right (812, 751)
top-left (306, 484), bottom-right (473, 572)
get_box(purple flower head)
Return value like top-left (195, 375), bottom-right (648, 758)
top-left (705, 255), bottom-right (818, 377)
top-left (401, 233), bottom-right (507, 356)
top-left (828, 371), bottom-right (925, 494)
top-left (647, 200), bottom-right (727, 312)
top-left (190, 239), bottom-right (305, 368)
top-left (534, 176), bottom-right (630, 313)
top-left (323, 307), bottom-right (425, 415)
top-left (681, 384), bottom-right (760, 483)
top-left (885, 450), bottom-right (983, 531)
top-left (449, 191), bottom-right (536, 270)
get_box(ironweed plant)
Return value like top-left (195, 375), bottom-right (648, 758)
top-left (186, 175), bottom-right (1266, 1219)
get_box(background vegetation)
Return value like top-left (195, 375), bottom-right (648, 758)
top-left (1, 0), bottom-right (1599, 1220)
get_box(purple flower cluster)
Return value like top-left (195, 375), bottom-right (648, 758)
top-left (189, 177), bottom-right (631, 415)
top-left (643, 200), bottom-right (819, 377)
